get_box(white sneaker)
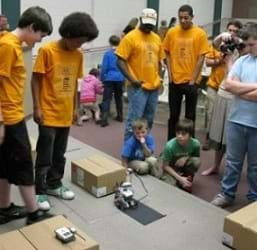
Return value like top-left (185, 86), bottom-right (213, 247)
top-left (37, 195), bottom-right (51, 211)
top-left (211, 194), bottom-right (233, 208)
top-left (47, 185), bottom-right (75, 200)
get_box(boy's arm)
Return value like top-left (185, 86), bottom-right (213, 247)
top-left (31, 72), bottom-right (44, 124)
top-left (73, 80), bottom-right (79, 123)
top-left (121, 156), bottom-right (128, 168)
top-left (162, 161), bottom-right (192, 188)
top-left (140, 137), bottom-right (153, 158)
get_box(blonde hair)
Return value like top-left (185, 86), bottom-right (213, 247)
top-left (132, 118), bottom-right (148, 131)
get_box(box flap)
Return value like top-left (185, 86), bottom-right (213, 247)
top-left (226, 202), bottom-right (257, 226)
top-left (0, 230), bottom-right (35, 250)
top-left (20, 215), bottom-right (99, 250)
top-left (87, 154), bottom-right (125, 172)
top-left (72, 159), bottom-right (110, 176)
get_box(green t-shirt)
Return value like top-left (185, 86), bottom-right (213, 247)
top-left (161, 138), bottom-right (200, 165)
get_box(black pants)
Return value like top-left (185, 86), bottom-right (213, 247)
top-left (168, 83), bottom-right (198, 140)
top-left (101, 81), bottom-right (124, 116)
top-left (0, 120), bottom-right (34, 185)
top-left (35, 126), bottom-right (70, 194)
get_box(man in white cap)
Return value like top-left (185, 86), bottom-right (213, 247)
top-left (116, 8), bottom-right (165, 141)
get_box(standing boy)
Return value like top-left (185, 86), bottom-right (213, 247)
top-left (161, 119), bottom-right (200, 193)
top-left (163, 4), bottom-right (209, 140)
top-left (32, 12), bottom-right (98, 211)
top-left (0, 6), bottom-right (53, 225)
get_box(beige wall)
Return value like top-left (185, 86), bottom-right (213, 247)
top-left (233, 0), bottom-right (257, 18)
top-left (23, 48), bottom-right (33, 117)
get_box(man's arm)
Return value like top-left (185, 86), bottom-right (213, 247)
top-left (224, 75), bottom-right (257, 96)
top-left (31, 72), bottom-right (44, 124)
top-left (164, 51), bottom-right (172, 83)
top-left (189, 54), bottom-right (205, 85)
top-left (239, 89), bottom-right (257, 101)
top-left (116, 56), bottom-right (142, 87)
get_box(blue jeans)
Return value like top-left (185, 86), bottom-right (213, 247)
top-left (124, 86), bottom-right (158, 141)
top-left (221, 121), bottom-right (257, 201)
top-left (35, 126), bottom-right (70, 194)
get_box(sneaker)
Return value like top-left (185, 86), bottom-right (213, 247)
top-left (0, 203), bottom-right (27, 224)
top-left (26, 209), bottom-right (54, 225)
top-left (37, 195), bottom-right (51, 211)
top-left (115, 116), bottom-right (123, 122)
top-left (47, 185), bottom-right (75, 200)
top-left (211, 194), bottom-right (233, 208)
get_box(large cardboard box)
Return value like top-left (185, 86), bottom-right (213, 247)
top-left (0, 215), bottom-right (99, 250)
top-left (223, 202), bottom-right (257, 249)
top-left (71, 154), bottom-right (126, 197)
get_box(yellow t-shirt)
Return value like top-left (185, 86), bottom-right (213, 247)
top-left (0, 32), bottom-right (26, 125)
top-left (163, 25), bottom-right (209, 84)
top-left (206, 45), bottom-right (226, 90)
top-left (33, 41), bottom-right (83, 127)
top-left (116, 28), bottom-right (165, 90)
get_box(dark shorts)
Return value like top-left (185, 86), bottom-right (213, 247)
top-left (0, 120), bottom-right (34, 185)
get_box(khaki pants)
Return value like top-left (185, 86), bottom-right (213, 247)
top-left (128, 156), bottom-right (160, 176)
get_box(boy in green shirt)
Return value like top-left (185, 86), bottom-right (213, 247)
top-left (161, 119), bottom-right (200, 192)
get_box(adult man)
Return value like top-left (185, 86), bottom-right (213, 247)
top-left (202, 20), bottom-right (243, 151)
top-left (0, 14), bottom-right (9, 35)
top-left (211, 23), bottom-right (257, 207)
top-left (116, 8), bottom-right (165, 141)
top-left (163, 4), bottom-right (209, 140)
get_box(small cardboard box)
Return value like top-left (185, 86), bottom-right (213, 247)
top-left (0, 216), bottom-right (99, 250)
top-left (71, 154), bottom-right (126, 197)
top-left (223, 202), bottom-right (257, 250)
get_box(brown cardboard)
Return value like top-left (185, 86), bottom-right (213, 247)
top-left (20, 215), bottom-right (99, 250)
top-left (0, 230), bottom-right (35, 250)
top-left (71, 154), bottom-right (126, 197)
top-left (223, 202), bottom-right (257, 250)
top-left (0, 216), bottom-right (99, 250)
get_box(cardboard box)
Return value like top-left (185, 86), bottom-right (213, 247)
top-left (71, 154), bottom-right (126, 197)
top-left (223, 202), bottom-right (257, 250)
top-left (0, 215), bottom-right (99, 250)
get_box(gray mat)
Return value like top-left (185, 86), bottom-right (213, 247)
top-left (122, 202), bottom-right (166, 225)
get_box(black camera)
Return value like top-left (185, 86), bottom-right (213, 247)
top-left (220, 39), bottom-right (245, 54)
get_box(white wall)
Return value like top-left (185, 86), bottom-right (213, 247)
top-left (21, 0), bottom-right (146, 54)
top-left (221, 0), bottom-right (233, 18)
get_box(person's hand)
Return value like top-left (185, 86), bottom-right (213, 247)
top-left (175, 156), bottom-right (189, 168)
top-left (33, 107), bottom-right (43, 124)
top-left (189, 80), bottom-right (195, 86)
top-left (131, 80), bottom-right (143, 88)
top-left (0, 122), bottom-right (5, 145)
top-left (139, 137), bottom-right (146, 144)
top-left (220, 32), bottom-right (233, 42)
top-left (179, 176), bottom-right (192, 188)
top-left (73, 111), bottom-right (79, 124)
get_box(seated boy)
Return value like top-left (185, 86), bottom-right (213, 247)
top-left (161, 119), bottom-right (201, 193)
top-left (121, 118), bottom-right (159, 176)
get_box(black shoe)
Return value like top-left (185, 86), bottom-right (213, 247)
top-left (115, 116), bottom-right (123, 122)
top-left (0, 203), bottom-right (27, 225)
top-left (26, 209), bottom-right (54, 225)
top-left (101, 120), bottom-right (109, 127)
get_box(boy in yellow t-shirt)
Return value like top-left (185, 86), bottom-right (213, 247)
top-left (31, 12), bottom-right (98, 211)
top-left (0, 7), bottom-right (53, 225)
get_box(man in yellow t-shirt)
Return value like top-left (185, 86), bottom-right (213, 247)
top-left (0, 6), bottom-right (53, 225)
top-left (163, 4), bottom-right (209, 140)
top-left (31, 12), bottom-right (98, 211)
top-left (116, 8), bottom-right (165, 141)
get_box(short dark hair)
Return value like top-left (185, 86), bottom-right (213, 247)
top-left (176, 119), bottom-right (194, 136)
top-left (109, 35), bottom-right (120, 46)
top-left (18, 6), bottom-right (53, 35)
top-left (89, 68), bottom-right (100, 77)
top-left (240, 22), bottom-right (257, 40)
top-left (132, 118), bottom-right (148, 131)
top-left (226, 20), bottom-right (243, 30)
top-left (59, 12), bottom-right (99, 41)
top-left (178, 5), bottom-right (193, 17)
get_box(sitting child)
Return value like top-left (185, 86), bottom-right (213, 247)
top-left (160, 119), bottom-right (201, 193)
top-left (78, 68), bottom-right (103, 125)
top-left (121, 118), bottom-right (159, 176)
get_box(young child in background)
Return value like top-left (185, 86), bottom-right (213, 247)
top-left (99, 35), bottom-right (125, 127)
top-left (160, 119), bottom-right (200, 193)
top-left (121, 118), bottom-right (159, 176)
top-left (78, 68), bottom-right (103, 125)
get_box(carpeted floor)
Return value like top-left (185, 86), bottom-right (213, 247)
top-left (70, 101), bottom-right (249, 212)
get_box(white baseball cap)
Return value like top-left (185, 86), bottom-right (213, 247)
top-left (141, 8), bottom-right (157, 26)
